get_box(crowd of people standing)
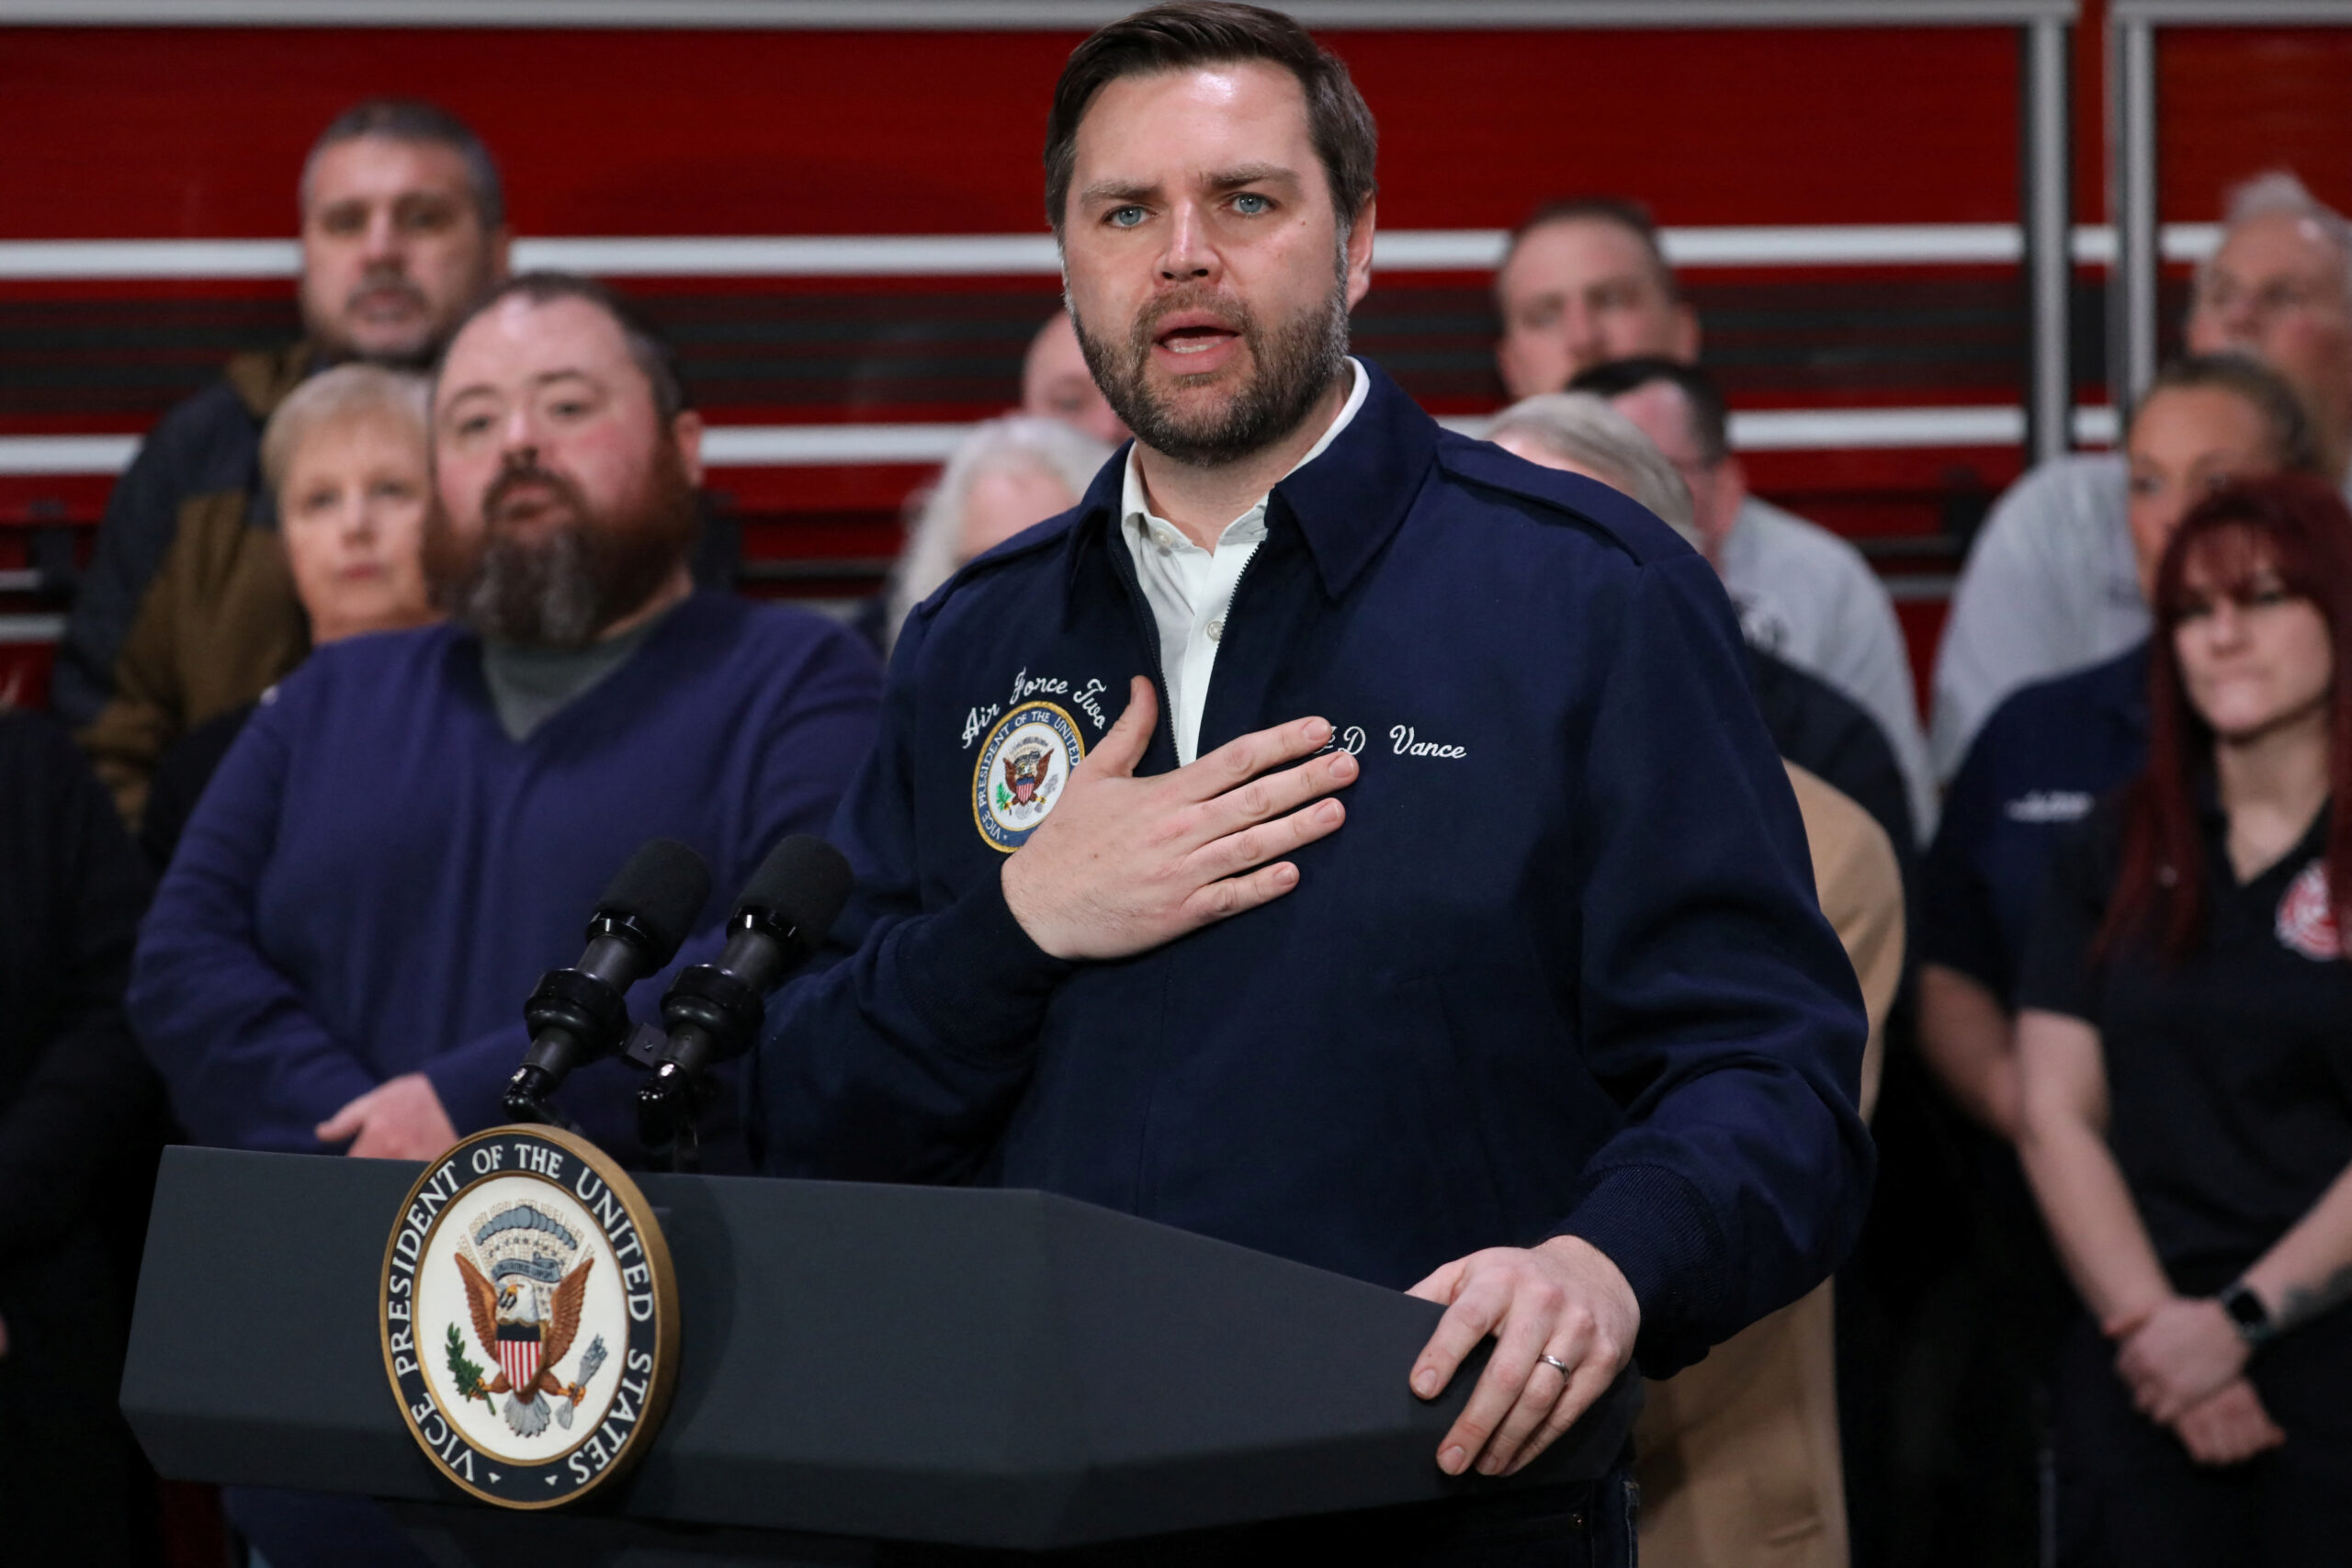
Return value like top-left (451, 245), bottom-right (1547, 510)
top-left (4, 6), bottom-right (2350, 1564)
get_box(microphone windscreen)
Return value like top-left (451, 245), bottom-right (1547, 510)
top-left (738, 834), bottom-right (855, 943)
top-left (599, 838), bottom-right (712, 965)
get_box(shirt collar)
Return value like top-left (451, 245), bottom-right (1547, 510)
top-left (1117, 356), bottom-right (1370, 544)
top-left (1067, 356), bottom-right (1437, 604)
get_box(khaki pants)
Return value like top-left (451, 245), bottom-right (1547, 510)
top-left (1634, 1282), bottom-right (1847, 1568)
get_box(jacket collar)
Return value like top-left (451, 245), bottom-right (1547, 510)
top-left (1063, 356), bottom-right (1437, 607)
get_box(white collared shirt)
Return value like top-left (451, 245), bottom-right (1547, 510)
top-left (1121, 357), bottom-right (1369, 764)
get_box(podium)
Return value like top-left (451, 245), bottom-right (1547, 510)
top-left (122, 1147), bottom-right (1639, 1563)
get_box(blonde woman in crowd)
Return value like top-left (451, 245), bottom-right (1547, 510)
top-left (139, 364), bottom-right (439, 867)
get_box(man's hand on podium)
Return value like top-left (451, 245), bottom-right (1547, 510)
top-left (1407, 1235), bottom-right (1639, 1479)
top-left (316, 1073), bottom-right (459, 1160)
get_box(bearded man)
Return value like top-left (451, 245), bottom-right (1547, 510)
top-left (753, 6), bottom-right (1871, 1562)
top-left (129, 273), bottom-right (880, 1568)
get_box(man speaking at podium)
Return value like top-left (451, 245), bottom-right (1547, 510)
top-left (756, 6), bottom-right (1871, 1558)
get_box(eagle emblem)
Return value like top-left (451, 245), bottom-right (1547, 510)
top-left (384, 1125), bottom-right (678, 1507)
top-left (1002, 741), bottom-right (1057, 807)
top-left (972, 701), bottom-right (1086, 852)
top-left (447, 1202), bottom-right (606, 1438)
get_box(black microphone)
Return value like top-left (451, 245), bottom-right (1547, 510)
top-left (503, 838), bottom-right (711, 1125)
top-left (637, 834), bottom-right (853, 1151)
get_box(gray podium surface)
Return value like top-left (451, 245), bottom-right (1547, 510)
top-left (122, 1147), bottom-right (1637, 1555)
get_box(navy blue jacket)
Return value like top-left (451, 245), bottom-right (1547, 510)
top-left (754, 364), bottom-right (1872, 1374)
top-left (1921, 640), bottom-right (2150, 1003)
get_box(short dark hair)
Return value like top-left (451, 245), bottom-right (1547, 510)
top-left (435, 272), bottom-right (690, 423)
top-left (1567, 355), bottom-right (1729, 468)
top-left (1500, 196), bottom-right (1680, 304)
top-left (1044, 2), bottom-right (1377, 239)
top-left (302, 98), bottom-right (506, 235)
top-left (2132, 352), bottom-right (2325, 476)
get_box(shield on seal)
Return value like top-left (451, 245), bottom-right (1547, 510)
top-left (496, 1321), bottom-right (542, 1392)
top-left (1004, 744), bottom-right (1052, 805)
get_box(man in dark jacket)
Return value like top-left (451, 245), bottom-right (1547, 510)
top-left (754, 7), bottom-right (1872, 1562)
top-left (58, 99), bottom-right (509, 823)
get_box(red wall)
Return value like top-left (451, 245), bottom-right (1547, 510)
top-left (0, 28), bottom-right (2023, 240)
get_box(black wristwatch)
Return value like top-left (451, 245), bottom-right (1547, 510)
top-left (2220, 1280), bottom-right (2277, 1347)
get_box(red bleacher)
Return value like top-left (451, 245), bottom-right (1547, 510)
top-left (3, 11), bottom-right (2349, 712)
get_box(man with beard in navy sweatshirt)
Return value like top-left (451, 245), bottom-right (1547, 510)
top-left (131, 273), bottom-right (880, 1568)
top-left (753, 8), bottom-right (1871, 1563)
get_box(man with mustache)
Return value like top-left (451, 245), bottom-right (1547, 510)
top-left (755, 6), bottom-right (1870, 1562)
top-left (62, 99), bottom-right (510, 826)
top-left (130, 273), bottom-right (880, 1568)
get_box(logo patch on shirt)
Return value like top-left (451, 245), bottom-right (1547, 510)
top-left (2005, 790), bottom-right (2094, 824)
top-left (2275, 861), bottom-right (2349, 962)
top-left (972, 701), bottom-right (1086, 853)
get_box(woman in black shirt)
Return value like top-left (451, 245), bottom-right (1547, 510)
top-left (2017, 473), bottom-right (2352, 1565)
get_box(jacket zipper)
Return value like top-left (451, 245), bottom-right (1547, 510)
top-left (1103, 516), bottom-right (1181, 769)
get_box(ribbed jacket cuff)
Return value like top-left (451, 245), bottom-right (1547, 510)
top-left (1555, 1163), bottom-right (1731, 1376)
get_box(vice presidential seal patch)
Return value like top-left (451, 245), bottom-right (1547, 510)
top-left (973, 700), bottom-right (1086, 852)
top-left (380, 1125), bottom-right (678, 1508)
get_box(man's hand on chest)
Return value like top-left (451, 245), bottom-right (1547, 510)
top-left (1000, 677), bottom-right (1358, 961)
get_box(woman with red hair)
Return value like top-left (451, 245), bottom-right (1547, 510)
top-left (2016, 472), bottom-right (2352, 1564)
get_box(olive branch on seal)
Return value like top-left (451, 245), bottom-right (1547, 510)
top-left (445, 1323), bottom-right (493, 1407)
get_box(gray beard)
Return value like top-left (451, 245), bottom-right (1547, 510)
top-left (448, 523), bottom-right (614, 649)
top-left (426, 444), bottom-right (697, 649)
top-left (1075, 276), bottom-right (1351, 468)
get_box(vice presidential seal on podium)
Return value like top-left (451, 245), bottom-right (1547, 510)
top-left (379, 1124), bottom-right (679, 1508)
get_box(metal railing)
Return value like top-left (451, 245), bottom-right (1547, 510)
top-left (2106, 0), bottom-right (2352, 409)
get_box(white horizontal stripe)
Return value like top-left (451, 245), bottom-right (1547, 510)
top-left (0, 0), bottom-right (2083, 28)
top-left (2112, 0), bottom-right (2352, 24)
top-left (1457, 405), bottom-right (2124, 447)
top-left (1730, 406), bottom-right (2024, 449)
top-left (0, 239), bottom-right (300, 280)
top-left (0, 435), bottom-right (140, 475)
top-left (2074, 404), bottom-right (2121, 445)
top-left (698, 424), bottom-right (972, 466)
top-left (1741, 403), bottom-right (2123, 449)
top-left (0, 224), bottom-right (2224, 281)
top-left (0, 615), bottom-right (65, 643)
top-left (1673, 224), bottom-right (2024, 265)
top-left (514, 234), bottom-right (1065, 276)
top-left (2069, 223), bottom-right (2221, 265)
top-left (1, 406), bottom-right (2093, 478)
